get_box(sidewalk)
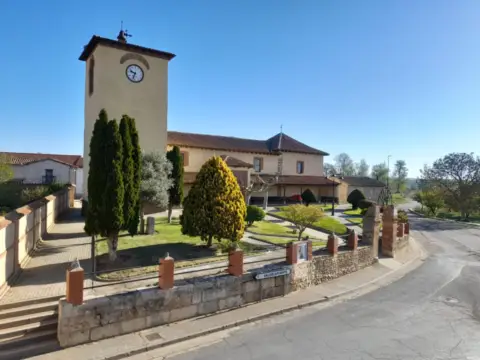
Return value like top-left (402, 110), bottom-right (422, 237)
top-left (34, 238), bottom-right (425, 360)
top-left (0, 201), bottom-right (91, 304)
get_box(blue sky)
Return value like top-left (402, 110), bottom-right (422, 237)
top-left (2, 1), bottom-right (480, 177)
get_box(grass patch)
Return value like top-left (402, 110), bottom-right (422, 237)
top-left (415, 207), bottom-right (480, 223)
top-left (392, 193), bottom-right (408, 204)
top-left (275, 211), bottom-right (348, 235)
top-left (95, 217), bottom-right (266, 280)
top-left (344, 208), bottom-right (362, 216)
top-left (247, 220), bottom-right (297, 236)
top-left (346, 218), bottom-right (363, 227)
top-left (253, 235), bottom-right (326, 247)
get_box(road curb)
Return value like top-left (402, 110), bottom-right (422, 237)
top-left (103, 238), bottom-right (425, 360)
top-left (408, 209), bottom-right (480, 227)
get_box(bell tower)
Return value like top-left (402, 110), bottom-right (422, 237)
top-left (79, 31), bottom-right (176, 195)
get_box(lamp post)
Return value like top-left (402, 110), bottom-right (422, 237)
top-left (329, 173), bottom-right (344, 216)
top-left (387, 155), bottom-right (392, 189)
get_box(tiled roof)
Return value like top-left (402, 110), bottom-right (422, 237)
top-left (167, 131), bottom-right (328, 156)
top-left (1, 152), bottom-right (83, 168)
top-left (220, 155), bottom-right (253, 168)
top-left (341, 176), bottom-right (385, 187)
top-left (256, 174), bottom-right (337, 186)
top-left (79, 36), bottom-right (176, 62)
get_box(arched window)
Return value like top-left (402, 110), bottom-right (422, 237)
top-left (88, 57), bottom-right (95, 96)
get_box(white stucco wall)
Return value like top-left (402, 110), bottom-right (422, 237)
top-left (83, 44), bottom-right (171, 195)
top-left (75, 168), bottom-right (84, 196)
top-left (11, 160), bottom-right (74, 184)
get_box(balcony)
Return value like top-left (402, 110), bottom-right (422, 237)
top-left (42, 176), bottom-right (56, 185)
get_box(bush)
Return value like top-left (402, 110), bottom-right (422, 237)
top-left (301, 189), bottom-right (317, 206)
top-left (347, 189), bottom-right (366, 210)
top-left (397, 210), bottom-right (408, 223)
top-left (246, 205), bottom-right (265, 226)
top-left (358, 199), bottom-right (376, 210)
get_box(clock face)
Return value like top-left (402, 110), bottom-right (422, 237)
top-left (126, 64), bottom-right (144, 83)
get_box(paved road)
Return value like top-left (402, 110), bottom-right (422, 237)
top-left (161, 213), bottom-right (480, 360)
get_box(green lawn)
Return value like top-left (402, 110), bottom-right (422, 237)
top-left (392, 193), bottom-right (408, 204)
top-left (274, 211), bottom-right (348, 235)
top-left (95, 217), bottom-right (266, 280)
top-left (346, 217), bottom-right (363, 227)
top-left (344, 208), bottom-right (362, 216)
top-left (275, 204), bottom-right (333, 212)
top-left (415, 207), bottom-right (480, 223)
top-left (247, 220), bottom-right (297, 236)
top-left (252, 235), bottom-right (326, 247)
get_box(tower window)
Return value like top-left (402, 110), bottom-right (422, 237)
top-left (88, 57), bottom-right (95, 96)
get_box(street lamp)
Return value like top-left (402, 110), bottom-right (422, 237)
top-left (387, 155), bottom-right (392, 188)
top-left (329, 173), bottom-right (344, 216)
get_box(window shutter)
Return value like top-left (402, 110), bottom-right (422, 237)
top-left (260, 158), bottom-right (263, 171)
top-left (182, 151), bottom-right (189, 166)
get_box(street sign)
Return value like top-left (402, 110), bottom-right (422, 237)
top-left (255, 268), bottom-right (291, 280)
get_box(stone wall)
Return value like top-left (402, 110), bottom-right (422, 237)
top-left (0, 186), bottom-right (73, 297)
top-left (58, 271), bottom-right (292, 347)
top-left (291, 245), bottom-right (376, 290)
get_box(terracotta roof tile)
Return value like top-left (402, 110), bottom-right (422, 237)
top-left (220, 155), bottom-right (253, 168)
top-left (167, 131), bottom-right (328, 156)
top-left (255, 174), bottom-right (337, 186)
top-left (79, 36), bottom-right (176, 62)
top-left (1, 152), bottom-right (83, 168)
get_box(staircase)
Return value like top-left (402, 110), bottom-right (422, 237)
top-left (0, 296), bottom-right (61, 359)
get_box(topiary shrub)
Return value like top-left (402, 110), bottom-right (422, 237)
top-left (301, 189), bottom-right (317, 206)
top-left (347, 189), bottom-right (366, 210)
top-left (246, 205), bottom-right (265, 226)
top-left (358, 199), bottom-right (376, 210)
top-left (181, 156), bottom-right (246, 247)
top-left (397, 209), bottom-right (408, 223)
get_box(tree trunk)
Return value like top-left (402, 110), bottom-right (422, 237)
top-left (207, 235), bottom-right (213, 247)
top-left (167, 204), bottom-right (173, 224)
top-left (247, 194), bottom-right (251, 206)
top-left (107, 233), bottom-right (118, 262)
top-left (298, 229), bottom-right (304, 241)
top-left (140, 206), bottom-right (145, 234)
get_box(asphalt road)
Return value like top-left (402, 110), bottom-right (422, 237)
top-left (165, 213), bottom-right (480, 360)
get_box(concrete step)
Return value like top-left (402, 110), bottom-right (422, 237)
top-left (0, 310), bottom-right (57, 330)
top-left (0, 295), bottom-right (61, 311)
top-left (0, 300), bottom-right (58, 320)
top-left (0, 327), bottom-right (57, 349)
top-left (0, 338), bottom-right (60, 360)
top-left (0, 318), bottom-right (57, 340)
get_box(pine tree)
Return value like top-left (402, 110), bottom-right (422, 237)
top-left (119, 115), bottom-right (135, 231)
top-left (103, 120), bottom-right (124, 261)
top-left (128, 117), bottom-right (142, 236)
top-left (181, 156), bottom-right (246, 247)
top-left (301, 188), bottom-right (317, 206)
top-left (84, 109), bottom-right (108, 236)
top-left (166, 146), bottom-right (184, 223)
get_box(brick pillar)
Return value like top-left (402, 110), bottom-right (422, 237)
top-left (347, 229), bottom-right (358, 250)
top-left (286, 242), bottom-right (299, 265)
top-left (158, 253), bottom-right (174, 290)
top-left (306, 240), bottom-right (313, 261)
top-left (327, 233), bottom-right (338, 255)
top-left (68, 185), bottom-right (75, 208)
top-left (382, 205), bottom-right (397, 257)
top-left (228, 249), bottom-right (244, 276)
top-left (66, 259), bottom-right (84, 305)
top-left (397, 223), bottom-right (405, 238)
top-left (362, 205), bottom-right (381, 258)
top-left (404, 222), bottom-right (410, 235)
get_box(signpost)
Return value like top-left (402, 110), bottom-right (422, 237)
top-left (255, 268), bottom-right (290, 280)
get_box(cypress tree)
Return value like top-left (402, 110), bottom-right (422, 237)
top-left (119, 115), bottom-right (135, 231)
top-left (103, 120), bottom-right (124, 261)
top-left (84, 109), bottom-right (108, 236)
top-left (128, 117), bottom-right (142, 235)
top-left (181, 156), bottom-right (246, 247)
top-left (166, 146), bottom-right (184, 223)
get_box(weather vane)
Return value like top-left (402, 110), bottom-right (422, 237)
top-left (117, 21), bottom-right (132, 43)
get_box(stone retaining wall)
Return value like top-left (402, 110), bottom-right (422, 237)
top-left (0, 186), bottom-right (74, 297)
top-left (58, 271), bottom-right (291, 347)
top-left (291, 245), bottom-right (376, 290)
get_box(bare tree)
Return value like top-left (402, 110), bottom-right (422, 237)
top-left (243, 174), bottom-right (279, 207)
top-left (334, 153), bottom-right (355, 176)
top-left (355, 159), bottom-right (369, 177)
